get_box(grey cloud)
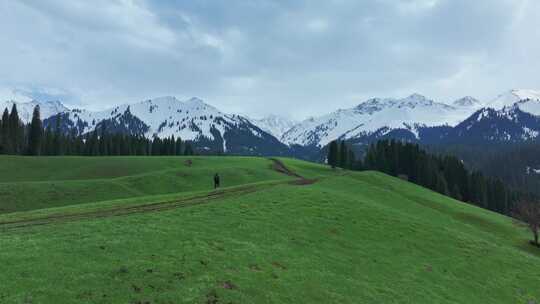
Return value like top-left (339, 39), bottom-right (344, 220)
top-left (0, 0), bottom-right (538, 119)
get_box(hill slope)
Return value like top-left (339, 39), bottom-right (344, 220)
top-left (0, 156), bottom-right (289, 214)
top-left (0, 157), bottom-right (539, 303)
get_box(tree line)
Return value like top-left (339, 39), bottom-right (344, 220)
top-left (328, 139), bottom-right (533, 216)
top-left (326, 140), bottom-right (360, 170)
top-left (0, 104), bottom-right (195, 156)
top-left (427, 143), bottom-right (540, 196)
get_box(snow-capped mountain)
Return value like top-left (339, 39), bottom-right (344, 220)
top-left (282, 94), bottom-right (480, 147)
top-left (3, 88), bottom-right (540, 158)
top-left (453, 96), bottom-right (481, 108)
top-left (44, 96), bottom-right (290, 155)
top-left (443, 105), bottom-right (540, 144)
top-left (58, 96), bottom-right (234, 139)
top-left (1, 99), bottom-right (68, 123)
top-left (487, 89), bottom-right (540, 110)
top-left (250, 115), bottom-right (297, 139)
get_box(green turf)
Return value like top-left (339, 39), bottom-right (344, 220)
top-left (0, 156), bottom-right (539, 303)
top-left (0, 156), bottom-right (290, 213)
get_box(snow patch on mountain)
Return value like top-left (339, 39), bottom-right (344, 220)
top-left (487, 89), bottom-right (540, 110)
top-left (526, 166), bottom-right (540, 175)
top-left (282, 94), bottom-right (479, 147)
top-left (514, 98), bottom-right (540, 117)
top-left (522, 127), bottom-right (539, 139)
top-left (59, 96), bottom-right (279, 154)
top-left (65, 96), bottom-right (232, 140)
top-left (1, 99), bottom-right (69, 123)
top-left (250, 114), bottom-right (297, 139)
top-left (453, 96), bottom-right (481, 108)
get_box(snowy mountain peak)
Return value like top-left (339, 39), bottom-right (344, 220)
top-left (186, 97), bottom-right (204, 104)
top-left (454, 104), bottom-right (540, 143)
top-left (510, 89), bottom-right (540, 100)
top-left (0, 99), bottom-right (69, 123)
top-left (149, 96), bottom-right (179, 103)
top-left (354, 94), bottom-right (439, 112)
top-left (453, 96), bottom-right (481, 107)
top-left (184, 97), bottom-right (213, 110)
top-left (250, 114), bottom-right (297, 139)
top-left (488, 89), bottom-right (540, 110)
top-left (282, 93), bottom-right (472, 147)
top-left (407, 93), bottom-right (428, 101)
top-left (400, 93), bottom-right (434, 107)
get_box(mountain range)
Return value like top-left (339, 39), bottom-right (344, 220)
top-left (2, 89), bottom-right (540, 158)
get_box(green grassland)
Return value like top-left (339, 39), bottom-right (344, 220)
top-left (0, 156), bottom-right (289, 213)
top-left (0, 155), bottom-right (539, 303)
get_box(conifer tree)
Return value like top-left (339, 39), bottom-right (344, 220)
top-left (42, 126), bottom-right (53, 155)
top-left (327, 140), bottom-right (339, 168)
top-left (28, 105), bottom-right (43, 155)
top-left (339, 141), bottom-right (348, 168)
top-left (184, 142), bottom-right (194, 155)
top-left (361, 139), bottom-right (525, 217)
top-left (151, 137), bottom-right (161, 155)
top-left (8, 104), bottom-right (22, 154)
top-left (175, 137), bottom-right (183, 155)
top-left (436, 173), bottom-right (449, 195)
top-left (0, 108), bottom-right (8, 153)
top-left (347, 149), bottom-right (356, 169)
top-left (53, 116), bottom-right (64, 155)
top-left (451, 184), bottom-right (462, 201)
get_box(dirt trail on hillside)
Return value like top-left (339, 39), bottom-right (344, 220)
top-left (270, 158), bottom-right (318, 185)
top-left (0, 159), bottom-right (313, 230)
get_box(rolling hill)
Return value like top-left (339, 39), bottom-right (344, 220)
top-left (0, 156), bottom-right (539, 303)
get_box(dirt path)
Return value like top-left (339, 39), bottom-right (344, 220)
top-left (270, 158), bottom-right (318, 185)
top-left (0, 159), bottom-right (312, 231)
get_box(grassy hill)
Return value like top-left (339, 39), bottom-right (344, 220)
top-left (0, 156), bottom-right (289, 213)
top-left (0, 156), bottom-right (539, 303)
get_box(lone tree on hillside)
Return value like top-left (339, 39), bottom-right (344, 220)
top-left (513, 201), bottom-right (540, 247)
top-left (327, 140), bottom-right (338, 168)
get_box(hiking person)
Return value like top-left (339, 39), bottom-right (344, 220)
top-left (214, 173), bottom-right (220, 189)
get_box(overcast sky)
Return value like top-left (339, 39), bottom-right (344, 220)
top-left (1, 0), bottom-right (539, 120)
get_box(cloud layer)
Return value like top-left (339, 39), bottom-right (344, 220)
top-left (0, 0), bottom-right (539, 119)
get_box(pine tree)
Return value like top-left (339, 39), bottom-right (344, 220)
top-left (435, 173), bottom-right (449, 195)
top-left (339, 141), bottom-right (348, 168)
top-left (42, 126), bottom-right (53, 155)
top-left (184, 142), bottom-right (194, 155)
top-left (151, 137), bottom-right (161, 155)
top-left (170, 135), bottom-right (176, 155)
top-left (347, 149), bottom-right (356, 169)
top-left (99, 122), bottom-right (108, 156)
top-left (327, 140), bottom-right (339, 168)
top-left (0, 108), bottom-right (8, 153)
top-left (89, 130), bottom-right (99, 156)
top-left (28, 106), bottom-right (43, 155)
top-left (8, 104), bottom-right (22, 154)
top-left (175, 137), bottom-right (183, 155)
top-left (53, 116), bottom-right (64, 155)
top-left (451, 184), bottom-right (462, 201)
top-left (364, 143), bottom-right (377, 169)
